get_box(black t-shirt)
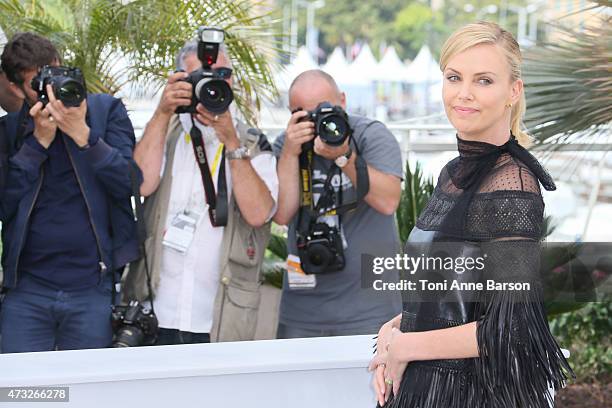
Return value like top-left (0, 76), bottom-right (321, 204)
top-left (18, 134), bottom-right (100, 290)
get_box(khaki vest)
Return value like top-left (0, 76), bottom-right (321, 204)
top-left (122, 116), bottom-right (272, 342)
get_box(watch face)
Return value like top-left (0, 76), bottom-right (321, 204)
top-left (335, 156), bottom-right (348, 167)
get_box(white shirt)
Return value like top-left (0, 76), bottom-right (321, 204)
top-left (154, 114), bottom-right (279, 333)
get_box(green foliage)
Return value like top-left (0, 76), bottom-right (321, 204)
top-left (274, 0), bottom-right (527, 61)
top-left (262, 258), bottom-right (284, 289)
top-left (0, 0), bottom-right (279, 125)
top-left (549, 302), bottom-right (612, 381)
top-left (396, 160), bottom-right (434, 243)
top-left (392, 2), bottom-right (446, 58)
top-left (263, 224), bottom-right (287, 289)
top-left (523, 11), bottom-right (612, 144)
top-left (267, 232), bottom-right (288, 260)
top-left (540, 217), bottom-right (611, 317)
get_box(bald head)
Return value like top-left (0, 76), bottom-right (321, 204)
top-left (288, 69), bottom-right (345, 112)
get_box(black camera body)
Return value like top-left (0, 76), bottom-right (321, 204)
top-left (297, 222), bottom-right (346, 274)
top-left (111, 300), bottom-right (158, 347)
top-left (176, 26), bottom-right (234, 114)
top-left (31, 65), bottom-right (87, 107)
top-left (300, 102), bottom-right (351, 146)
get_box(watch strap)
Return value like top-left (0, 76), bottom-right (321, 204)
top-left (335, 146), bottom-right (353, 167)
top-left (226, 145), bottom-right (250, 160)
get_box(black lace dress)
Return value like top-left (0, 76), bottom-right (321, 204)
top-left (381, 135), bottom-right (573, 408)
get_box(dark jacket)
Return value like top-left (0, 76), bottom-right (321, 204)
top-left (0, 94), bottom-right (141, 290)
top-left (0, 114), bottom-right (7, 195)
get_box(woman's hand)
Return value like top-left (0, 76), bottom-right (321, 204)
top-left (376, 320), bottom-right (394, 357)
top-left (369, 327), bottom-right (410, 404)
top-left (384, 328), bottom-right (410, 398)
top-left (372, 363), bottom-right (387, 406)
top-left (369, 322), bottom-right (403, 405)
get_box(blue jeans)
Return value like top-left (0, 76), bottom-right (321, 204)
top-left (0, 273), bottom-right (112, 353)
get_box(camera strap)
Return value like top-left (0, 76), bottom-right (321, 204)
top-left (297, 144), bottom-right (315, 236)
top-left (298, 139), bottom-right (369, 216)
top-left (189, 118), bottom-right (228, 227)
top-left (109, 161), bottom-right (156, 314)
top-left (297, 136), bottom-right (370, 238)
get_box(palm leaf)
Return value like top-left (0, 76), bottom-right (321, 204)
top-left (0, 0), bottom-right (280, 124)
top-left (117, 0), bottom-right (281, 125)
top-left (523, 12), bottom-right (611, 146)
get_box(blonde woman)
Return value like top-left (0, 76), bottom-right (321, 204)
top-left (369, 21), bottom-right (573, 407)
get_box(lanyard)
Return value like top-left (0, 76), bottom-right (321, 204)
top-left (185, 133), bottom-right (224, 176)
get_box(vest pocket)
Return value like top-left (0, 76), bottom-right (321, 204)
top-left (217, 283), bottom-right (261, 341)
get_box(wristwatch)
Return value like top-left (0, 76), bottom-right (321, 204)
top-left (334, 147), bottom-right (353, 168)
top-left (225, 145), bottom-right (251, 160)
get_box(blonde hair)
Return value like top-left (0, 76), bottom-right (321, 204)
top-left (439, 21), bottom-right (531, 146)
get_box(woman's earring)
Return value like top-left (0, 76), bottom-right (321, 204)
top-left (506, 103), bottom-right (513, 108)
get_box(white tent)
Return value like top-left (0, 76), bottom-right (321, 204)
top-left (376, 46), bottom-right (409, 82)
top-left (404, 45), bottom-right (441, 84)
top-left (345, 43), bottom-right (379, 85)
top-left (322, 47), bottom-right (349, 81)
top-left (274, 46), bottom-right (319, 92)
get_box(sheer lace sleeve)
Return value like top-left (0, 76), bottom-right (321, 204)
top-left (417, 155), bottom-right (547, 241)
top-left (473, 157), bottom-right (573, 407)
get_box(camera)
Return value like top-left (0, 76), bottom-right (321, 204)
top-left (299, 102), bottom-right (351, 146)
top-left (31, 65), bottom-right (87, 107)
top-left (111, 300), bottom-right (158, 347)
top-left (297, 222), bottom-right (346, 274)
top-left (176, 26), bottom-right (234, 114)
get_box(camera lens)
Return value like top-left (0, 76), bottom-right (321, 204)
top-left (318, 115), bottom-right (349, 146)
top-left (195, 78), bottom-right (234, 114)
top-left (113, 326), bottom-right (145, 347)
top-left (307, 243), bottom-right (332, 267)
top-left (54, 79), bottom-right (86, 107)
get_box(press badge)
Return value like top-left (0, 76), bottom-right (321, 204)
top-left (286, 254), bottom-right (317, 289)
top-left (162, 210), bottom-right (202, 253)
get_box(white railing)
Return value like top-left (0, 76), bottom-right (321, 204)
top-left (0, 335), bottom-right (569, 407)
top-left (0, 336), bottom-right (376, 407)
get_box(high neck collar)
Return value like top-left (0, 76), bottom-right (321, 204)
top-left (456, 133), bottom-right (516, 158)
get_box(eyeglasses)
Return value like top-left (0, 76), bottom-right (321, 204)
top-left (215, 67), bottom-right (233, 79)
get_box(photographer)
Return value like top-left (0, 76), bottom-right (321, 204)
top-left (0, 47), bottom-right (21, 209)
top-left (273, 69), bottom-right (402, 338)
top-left (0, 32), bottom-right (140, 353)
top-left (122, 29), bottom-right (278, 345)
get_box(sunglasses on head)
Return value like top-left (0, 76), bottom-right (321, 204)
top-left (215, 67), bottom-right (233, 79)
